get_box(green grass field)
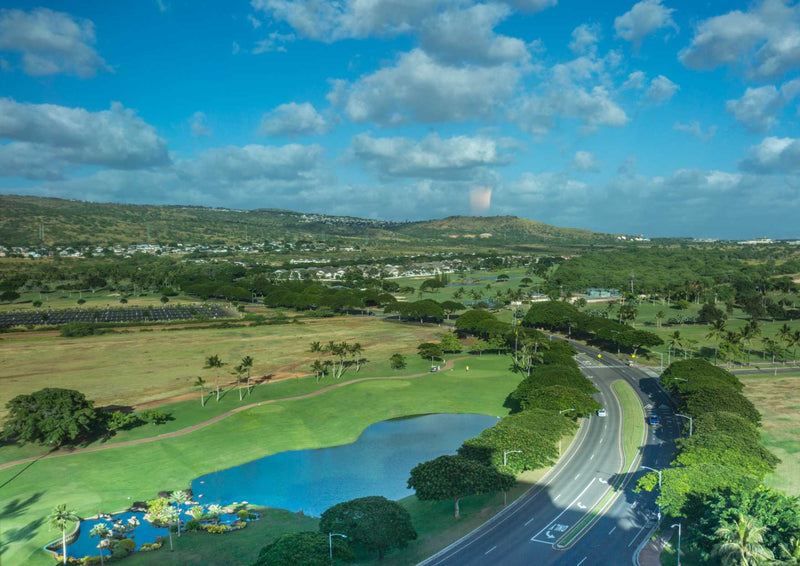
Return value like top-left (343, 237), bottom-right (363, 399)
top-left (0, 354), bottom-right (521, 566)
top-left (0, 288), bottom-right (204, 312)
top-left (391, 268), bottom-right (543, 304)
top-left (612, 380), bottom-right (646, 469)
top-left (741, 373), bottom-right (800, 496)
top-left (0, 316), bottom-right (444, 419)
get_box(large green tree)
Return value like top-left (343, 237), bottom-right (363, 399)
top-left (4, 388), bottom-right (99, 446)
top-left (318, 496), bottom-right (417, 560)
top-left (407, 455), bottom-right (515, 519)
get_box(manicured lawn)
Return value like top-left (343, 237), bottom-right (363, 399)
top-left (391, 268), bottom-right (543, 304)
top-left (0, 355), bottom-right (520, 566)
top-left (1, 289), bottom-right (202, 312)
top-left (741, 373), bottom-right (800, 496)
top-left (612, 380), bottom-right (645, 470)
top-left (0, 316), bottom-right (444, 419)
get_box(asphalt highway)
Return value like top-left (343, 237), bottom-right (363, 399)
top-left (419, 343), bottom-right (679, 566)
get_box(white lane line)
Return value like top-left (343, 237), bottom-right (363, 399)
top-left (485, 546), bottom-right (497, 555)
top-left (628, 523), bottom-right (649, 547)
top-left (608, 526), bottom-right (616, 535)
top-left (554, 494), bottom-right (562, 501)
top-left (574, 473), bottom-right (581, 480)
top-left (531, 479), bottom-right (597, 543)
top-left (590, 453), bottom-right (595, 460)
top-left (577, 557), bottom-right (588, 566)
top-left (525, 517), bottom-right (536, 526)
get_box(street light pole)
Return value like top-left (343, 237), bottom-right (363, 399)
top-left (675, 413), bottom-right (693, 436)
top-left (641, 465), bottom-right (663, 521)
top-left (329, 533), bottom-right (347, 564)
top-left (502, 450), bottom-right (522, 505)
top-left (671, 523), bottom-right (682, 566)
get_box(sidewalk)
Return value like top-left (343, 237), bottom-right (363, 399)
top-left (638, 528), bottom-right (672, 566)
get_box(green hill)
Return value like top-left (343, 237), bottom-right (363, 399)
top-left (0, 195), bottom-right (616, 248)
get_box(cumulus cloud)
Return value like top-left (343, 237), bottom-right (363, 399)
top-left (679, 0), bottom-right (800, 79)
top-left (569, 23), bottom-right (601, 55)
top-left (740, 136), bottom-right (800, 173)
top-left (644, 75), bottom-right (679, 103)
top-left (349, 132), bottom-right (510, 180)
top-left (622, 70), bottom-right (646, 89)
top-left (503, 0), bottom-right (558, 14)
top-left (571, 150), bottom-right (601, 172)
top-left (614, 0), bottom-right (677, 48)
top-left (0, 7), bottom-right (109, 77)
top-left (0, 98), bottom-right (169, 179)
top-left (259, 102), bottom-right (330, 137)
top-left (419, 3), bottom-right (529, 66)
top-left (330, 49), bottom-right (520, 125)
top-left (511, 86), bottom-right (628, 134)
top-left (252, 31), bottom-right (296, 54)
top-left (725, 79), bottom-right (800, 133)
top-left (673, 121), bottom-right (717, 141)
top-left (189, 111), bottom-right (212, 137)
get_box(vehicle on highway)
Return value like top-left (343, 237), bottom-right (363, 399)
top-left (596, 408), bottom-right (607, 417)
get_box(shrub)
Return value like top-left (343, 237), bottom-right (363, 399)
top-left (139, 541), bottom-right (163, 552)
top-left (202, 523), bottom-right (232, 534)
top-left (184, 519), bottom-right (201, 532)
top-left (236, 509), bottom-right (250, 520)
top-left (110, 538), bottom-right (136, 558)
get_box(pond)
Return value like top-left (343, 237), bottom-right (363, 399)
top-left (64, 412), bottom-right (497, 559)
top-left (191, 412), bottom-right (498, 516)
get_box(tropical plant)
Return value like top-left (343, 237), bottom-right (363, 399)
top-left (89, 523), bottom-right (112, 566)
top-left (711, 514), bottom-right (774, 565)
top-left (168, 490), bottom-right (190, 537)
top-left (194, 376), bottom-right (207, 407)
top-left (50, 504), bottom-right (79, 565)
top-left (203, 354), bottom-right (225, 401)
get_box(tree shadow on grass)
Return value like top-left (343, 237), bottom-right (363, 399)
top-left (0, 516), bottom-right (46, 556)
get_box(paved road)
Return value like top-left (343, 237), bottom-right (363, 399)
top-left (420, 343), bottom-right (679, 566)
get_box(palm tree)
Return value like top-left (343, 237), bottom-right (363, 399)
top-left (739, 322), bottom-right (760, 363)
top-left (348, 343), bottom-right (364, 371)
top-left (89, 523), bottom-right (111, 565)
top-left (310, 359), bottom-right (326, 382)
top-left (194, 376), bottom-right (207, 407)
top-left (712, 513), bottom-right (774, 565)
top-left (239, 355), bottom-right (254, 394)
top-left (204, 354), bottom-right (225, 401)
top-left (168, 490), bottom-right (189, 538)
top-left (779, 535), bottom-right (800, 564)
top-left (655, 310), bottom-right (665, 329)
top-left (668, 331), bottom-right (683, 364)
top-left (49, 504), bottom-right (79, 565)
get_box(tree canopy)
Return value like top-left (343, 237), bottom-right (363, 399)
top-left (253, 531), bottom-right (352, 566)
top-left (3, 388), bottom-right (99, 446)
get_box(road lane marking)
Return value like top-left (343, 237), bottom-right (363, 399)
top-left (628, 523), bottom-right (648, 547)
top-left (590, 453), bottom-right (595, 460)
top-left (577, 557), bottom-right (588, 565)
top-left (524, 517), bottom-right (536, 526)
top-left (608, 526), bottom-right (616, 535)
top-left (574, 473), bottom-right (581, 480)
top-left (530, 480), bottom-right (596, 544)
top-left (554, 494), bottom-right (561, 501)
top-left (485, 546), bottom-right (496, 555)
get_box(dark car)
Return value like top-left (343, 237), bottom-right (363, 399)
top-left (648, 414), bottom-right (660, 425)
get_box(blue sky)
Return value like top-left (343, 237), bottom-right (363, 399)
top-left (1, 0), bottom-right (799, 238)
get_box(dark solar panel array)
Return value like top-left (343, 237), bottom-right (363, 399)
top-left (0, 305), bottom-right (232, 328)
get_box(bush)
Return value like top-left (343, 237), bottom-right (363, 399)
top-left (184, 519), bottom-right (201, 532)
top-left (60, 322), bottom-right (97, 337)
top-left (110, 538), bottom-right (136, 558)
top-left (139, 541), bottom-right (163, 552)
top-left (236, 509), bottom-right (250, 520)
top-left (138, 409), bottom-right (170, 425)
top-left (202, 523), bottom-right (232, 534)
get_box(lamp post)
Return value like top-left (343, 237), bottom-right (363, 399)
top-left (503, 450), bottom-right (522, 467)
top-left (329, 533), bottom-right (347, 564)
top-left (656, 351), bottom-right (664, 373)
top-left (641, 465), bottom-right (663, 521)
top-left (671, 523), bottom-right (682, 566)
top-left (675, 413), bottom-right (693, 436)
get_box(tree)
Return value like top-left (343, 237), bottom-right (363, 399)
top-left (712, 514), bottom-right (774, 565)
top-left (707, 319), bottom-right (727, 363)
top-left (1, 290), bottom-right (20, 303)
top-left (204, 354), bottom-right (225, 401)
top-left (439, 333), bottom-right (463, 353)
top-left (50, 504), bottom-right (79, 565)
top-left (319, 496), bottom-right (417, 560)
top-left (407, 455), bottom-right (515, 519)
top-left (168, 490), bottom-right (190, 538)
top-left (310, 359), bottom-right (326, 381)
top-left (655, 310), bottom-right (665, 328)
top-left (194, 376), bottom-right (207, 407)
top-left (390, 353), bottom-right (406, 370)
top-left (471, 338), bottom-right (490, 356)
top-left (254, 531), bottom-right (352, 566)
top-left (3, 388), bottom-right (99, 446)
top-left (417, 342), bottom-right (443, 364)
top-left (440, 300), bottom-right (465, 320)
top-left (90, 523), bottom-right (112, 565)
top-left (233, 355), bottom-right (254, 400)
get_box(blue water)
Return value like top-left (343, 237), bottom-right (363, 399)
top-left (192, 413), bottom-right (498, 516)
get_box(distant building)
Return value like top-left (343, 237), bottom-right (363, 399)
top-left (586, 288), bottom-right (621, 298)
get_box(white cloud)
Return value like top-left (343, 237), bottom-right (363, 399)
top-left (232, 41), bottom-right (241, 55)
top-left (725, 79), bottom-right (800, 133)
top-left (0, 8), bottom-right (109, 77)
top-left (511, 86), bottom-right (628, 134)
top-left (259, 102), bottom-right (330, 137)
top-left (673, 121), bottom-right (717, 141)
top-left (252, 32), bottom-right (296, 54)
top-left (419, 3), bottom-right (529, 66)
top-left (349, 132), bottom-right (510, 179)
top-left (0, 98), bottom-right (169, 178)
top-left (189, 111), bottom-right (212, 137)
top-left (740, 136), bottom-right (800, 173)
top-left (614, 0), bottom-right (677, 48)
top-left (571, 150), bottom-right (601, 172)
top-left (679, 0), bottom-right (800, 80)
top-left (569, 24), bottom-right (601, 55)
top-left (247, 14), bottom-right (262, 29)
top-left (644, 75), bottom-right (679, 104)
top-left (155, 0), bottom-right (168, 12)
top-left (503, 0), bottom-right (558, 13)
top-left (622, 70), bottom-right (646, 89)
top-left (331, 49), bottom-right (521, 125)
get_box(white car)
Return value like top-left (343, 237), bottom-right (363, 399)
top-left (596, 408), bottom-right (607, 417)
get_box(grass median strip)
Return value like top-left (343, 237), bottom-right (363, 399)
top-left (557, 380), bottom-right (645, 548)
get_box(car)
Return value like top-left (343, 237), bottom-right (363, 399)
top-left (596, 408), bottom-right (607, 417)
top-left (648, 414), bottom-right (660, 425)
